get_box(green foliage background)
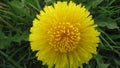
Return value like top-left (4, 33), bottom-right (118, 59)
top-left (0, 0), bottom-right (120, 68)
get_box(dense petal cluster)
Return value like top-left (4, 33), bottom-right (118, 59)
top-left (29, 1), bottom-right (100, 68)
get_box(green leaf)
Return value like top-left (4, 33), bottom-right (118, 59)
top-left (85, 0), bottom-right (103, 10)
top-left (0, 31), bottom-right (12, 49)
top-left (13, 31), bottom-right (29, 43)
top-left (45, 0), bottom-right (55, 5)
top-left (98, 64), bottom-right (110, 68)
top-left (8, 0), bottom-right (31, 18)
top-left (110, 34), bottom-right (120, 40)
top-left (96, 17), bottom-right (119, 29)
top-left (0, 50), bottom-right (22, 68)
top-left (114, 58), bottom-right (120, 66)
top-left (94, 55), bottom-right (109, 68)
top-left (91, 0), bottom-right (103, 8)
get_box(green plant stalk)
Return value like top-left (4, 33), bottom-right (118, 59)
top-left (0, 17), bottom-right (22, 34)
top-left (35, 0), bottom-right (41, 10)
top-left (10, 44), bottom-right (28, 58)
top-left (100, 35), bottom-right (120, 57)
top-left (17, 54), bottom-right (27, 63)
top-left (0, 2), bottom-right (8, 8)
top-left (0, 50), bottom-right (22, 68)
top-left (25, 1), bottom-right (40, 12)
top-left (98, 28), bottom-right (116, 45)
top-left (67, 53), bottom-right (70, 68)
top-left (0, 9), bottom-right (25, 22)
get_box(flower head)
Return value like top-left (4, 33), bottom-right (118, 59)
top-left (30, 1), bottom-right (100, 68)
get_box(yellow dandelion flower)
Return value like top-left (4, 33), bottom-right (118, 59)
top-left (29, 1), bottom-right (100, 68)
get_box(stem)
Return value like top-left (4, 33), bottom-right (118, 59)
top-left (67, 53), bottom-right (70, 68)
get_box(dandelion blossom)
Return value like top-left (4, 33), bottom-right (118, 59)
top-left (29, 1), bottom-right (100, 68)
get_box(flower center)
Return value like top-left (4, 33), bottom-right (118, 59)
top-left (48, 22), bottom-right (80, 53)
